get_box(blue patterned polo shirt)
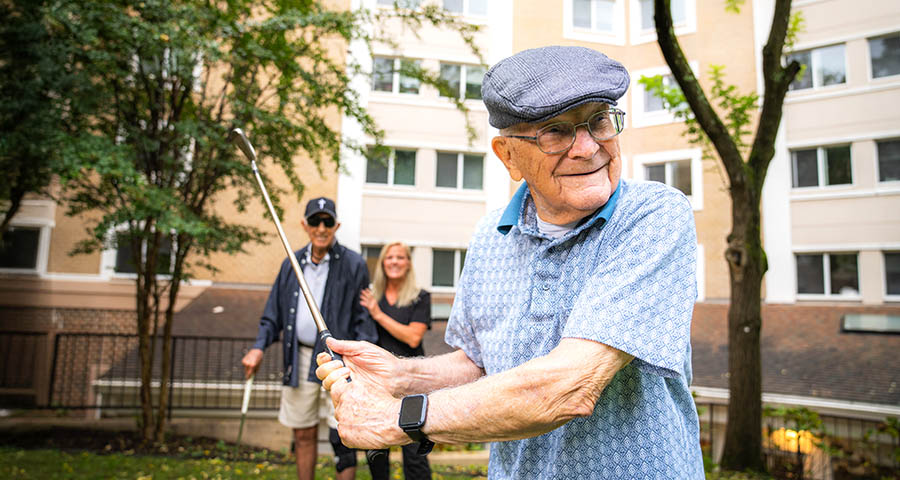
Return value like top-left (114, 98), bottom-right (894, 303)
top-left (445, 179), bottom-right (704, 479)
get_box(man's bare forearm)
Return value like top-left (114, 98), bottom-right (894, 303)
top-left (394, 349), bottom-right (485, 396)
top-left (421, 338), bottom-right (632, 444)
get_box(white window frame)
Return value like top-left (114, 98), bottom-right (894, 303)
top-left (631, 148), bottom-right (703, 211)
top-left (100, 225), bottom-right (176, 280)
top-left (371, 57), bottom-right (421, 96)
top-left (790, 145), bottom-right (853, 190)
top-left (438, 62), bottom-right (485, 101)
top-left (785, 44), bottom-right (848, 91)
top-left (365, 148), bottom-right (417, 187)
top-left (629, 0), bottom-right (697, 46)
top-left (441, 0), bottom-right (487, 17)
top-left (563, 0), bottom-right (626, 46)
top-left (875, 138), bottom-right (900, 184)
top-left (794, 252), bottom-right (861, 301)
top-left (0, 211), bottom-right (53, 275)
top-left (435, 152), bottom-right (484, 191)
top-left (430, 248), bottom-right (465, 291)
top-left (884, 251), bottom-right (900, 302)
top-left (631, 62), bottom-right (698, 128)
top-left (375, 0), bottom-right (421, 9)
top-left (867, 32), bottom-right (900, 81)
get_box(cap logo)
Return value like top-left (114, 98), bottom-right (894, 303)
top-left (318, 199), bottom-right (326, 209)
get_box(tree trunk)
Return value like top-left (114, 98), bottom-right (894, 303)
top-left (720, 185), bottom-right (766, 471)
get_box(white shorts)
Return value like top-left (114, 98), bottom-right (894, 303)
top-left (278, 346), bottom-right (337, 430)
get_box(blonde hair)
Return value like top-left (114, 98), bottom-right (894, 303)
top-left (371, 242), bottom-right (419, 307)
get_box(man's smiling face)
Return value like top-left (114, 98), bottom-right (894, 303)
top-left (492, 102), bottom-right (622, 225)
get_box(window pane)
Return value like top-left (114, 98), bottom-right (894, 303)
top-left (816, 44), bottom-right (846, 86)
top-left (432, 249), bottom-right (455, 286)
top-left (825, 146), bottom-right (851, 185)
top-left (593, 0), bottom-right (614, 32)
top-left (439, 64), bottom-right (460, 98)
top-left (436, 152), bottom-right (458, 188)
top-left (372, 57), bottom-right (394, 92)
top-left (362, 245), bottom-right (383, 280)
top-left (643, 84), bottom-right (665, 112)
top-left (572, 0), bottom-right (591, 29)
top-left (398, 60), bottom-right (420, 94)
top-left (0, 227), bottom-right (40, 269)
top-left (443, 0), bottom-right (463, 12)
top-left (796, 254), bottom-right (824, 294)
top-left (870, 34), bottom-right (900, 79)
top-left (829, 253), bottom-right (858, 295)
top-left (155, 235), bottom-right (172, 274)
top-left (877, 139), bottom-right (900, 182)
top-left (465, 66), bottom-right (485, 100)
top-left (886, 252), bottom-right (900, 295)
top-left (792, 149), bottom-right (818, 187)
top-left (468, 0), bottom-right (487, 15)
top-left (645, 164), bottom-right (665, 183)
top-left (671, 0), bottom-right (687, 24)
top-left (393, 150), bottom-right (416, 185)
top-left (787, 51), bottom-right (812, 90)
top-left (115, 232), bottom-right (140, 274)
top-left (640, 0), bottom-right (654, 30)
top-left (462, 155), bottom-right (483, 189)
top-left (459, 249), bottom-right (467, 275)
top-left (366, 149), bottom-right (389, 184)
top-left (672, 160), bottom-right (692, 196)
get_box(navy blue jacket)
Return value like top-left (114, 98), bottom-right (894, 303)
top-left (252, 241), bottom-right (378, 386)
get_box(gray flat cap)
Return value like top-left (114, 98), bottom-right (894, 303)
top-left (482, 46), bottom-right (630, 129)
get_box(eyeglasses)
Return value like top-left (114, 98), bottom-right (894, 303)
top-left (307, 215), bottom-right (336, 228)
top-left (503, 108), bottom-right (626, 154)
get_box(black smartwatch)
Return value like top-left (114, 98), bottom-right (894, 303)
top-left (398, 394), bottom-right (435, 455)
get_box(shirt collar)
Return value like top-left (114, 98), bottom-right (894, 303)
top-left (496, 180), bottom-right (622, 236)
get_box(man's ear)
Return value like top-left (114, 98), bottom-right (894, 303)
top-left (492, 136), bottom-right (523, 182)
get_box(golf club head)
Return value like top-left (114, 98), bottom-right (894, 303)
top-left (229, 128), bottom-right (257, 162)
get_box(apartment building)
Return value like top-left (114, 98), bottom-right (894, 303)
top-left (763, 0), bottom-right (900, 319)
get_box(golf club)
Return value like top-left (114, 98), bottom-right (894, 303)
top-left (228, 127), bottom-right (346, 372)
top-left (235, 374), bottom-right (254, 452)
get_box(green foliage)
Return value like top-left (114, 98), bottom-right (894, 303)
top-left (724, 0), bottom-right (746, 14)
top-left (785, 11), bottom-right (806, 51)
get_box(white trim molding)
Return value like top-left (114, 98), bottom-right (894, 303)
top-left (692, 386), bottom-right (900, 419)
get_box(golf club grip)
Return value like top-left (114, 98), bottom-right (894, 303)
top-left (318, 330), bottom-right (351, 383)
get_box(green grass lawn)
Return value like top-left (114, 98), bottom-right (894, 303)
top-left (0, 447), bottom-right (488, 479)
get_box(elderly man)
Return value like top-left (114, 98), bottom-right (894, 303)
top-left (242, 197), bottom-right (377, 480)
top-left (317, 46), bottom-right (703, 479)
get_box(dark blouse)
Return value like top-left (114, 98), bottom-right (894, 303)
top-left (375, 289), bottom-right (431, 358)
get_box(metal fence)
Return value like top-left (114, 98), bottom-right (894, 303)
top-left (1, 332), bottom-right (897, 478)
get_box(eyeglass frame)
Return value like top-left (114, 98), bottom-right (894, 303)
top-left (502, 108), bottom-right (627, 154)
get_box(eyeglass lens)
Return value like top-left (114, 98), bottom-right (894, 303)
top-left (308, 216), bottom-right (335, 228)
top-left (537, 110), bottom-right (625, 154)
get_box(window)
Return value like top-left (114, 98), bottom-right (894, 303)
top-left (443, 0), bottom-right (486, 15)
top-left (362, 245), bottom-right (384, 280)
top-left (886, 252), bottom-right (900, 296)
top-left (786, 44), bottom-right (846, 90)
top-left (645, 159), bottom-right (691, 195)
top-left (869, 33), bottom-right (900, 78)
top-left (842, 314), bottom-right (900, 333)
top-left (572, 0), bottom-right (616, 33)
top-left (436, 152), bottom-right (483, 190)
top-left (439, 63), bottom-right (485, 100)
top-left (642, 74), bottom-right (678, 113)
top-left (114, 231), bottom-right (173, 275)
top-left (796, 253), bottom-right (859, 297)
top-left (877, 139), bottom-right (900, 182)
top-left (791, 145), bottom-right (852, 188)
top-left (432, 248), bottom-right (466, 287)
top-left (0, 227), bottom-right (40, 270)
top-left (366, 148), bottom-right (416, 186)
top-left (638, 0), bottom-right (686, 30)
top-left (372, 57), bottom-right (420, 94)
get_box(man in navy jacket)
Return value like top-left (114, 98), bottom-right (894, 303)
top-left (242, 196), bottom-right (377, 480)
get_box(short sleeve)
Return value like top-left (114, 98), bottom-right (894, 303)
top-left (562, 191), bottom-right (697, 378)
top-left (410, 290), bottom-right (432, 327)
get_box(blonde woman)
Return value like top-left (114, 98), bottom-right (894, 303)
top-left (359, 242), bottom-right (431, 480)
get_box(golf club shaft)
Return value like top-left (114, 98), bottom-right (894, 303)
top-left (229, 128), bottom-right (341, 362)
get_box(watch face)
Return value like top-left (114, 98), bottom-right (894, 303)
top-left (399, 394), bottom-right (427, 427)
